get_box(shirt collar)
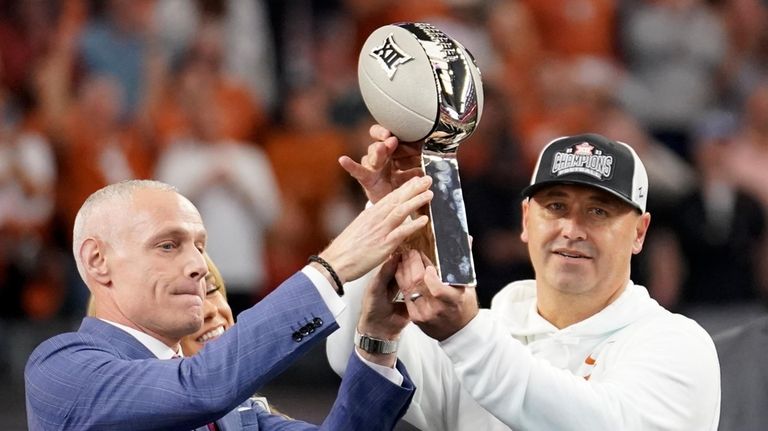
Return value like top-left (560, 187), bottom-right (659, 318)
top-left (99, 319), bottom-right (183, 359)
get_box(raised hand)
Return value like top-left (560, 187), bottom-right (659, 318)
top-left (318, 176), bottom-right (433, 284)
top-left (354, 254), bottom-right (410, 367)
top-left (338, 125), bottom-right (423, 204)
top-left (358, 254), bottom-right (410, 340)
top-left (395, 249), bottom-right (479, 341)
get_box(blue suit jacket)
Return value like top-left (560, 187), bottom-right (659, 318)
top-left (25, 272), bottom-right (414, 430)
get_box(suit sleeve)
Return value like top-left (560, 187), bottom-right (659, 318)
top-left (25, 272), bottom-right (337, 431)
top-left (251, 352), bottom-right (415, 431)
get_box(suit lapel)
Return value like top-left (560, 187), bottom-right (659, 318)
top-left (79, 317), bottom-right (157, 359)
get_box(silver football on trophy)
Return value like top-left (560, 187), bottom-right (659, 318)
top-left (358, 22), bottom-right (484, 145)
top-left (358, 22), bottom-right (484, 288)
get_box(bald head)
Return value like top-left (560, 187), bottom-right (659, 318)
top-left (73, 179), bottom-right (209, 346)
top-left (72, 180), bottom-right (179, 281)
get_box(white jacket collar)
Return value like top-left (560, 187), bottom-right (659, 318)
top-left (490, 279), bottom-right (664, 338)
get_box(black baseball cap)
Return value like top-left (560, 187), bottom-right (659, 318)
top-left (522, 133), bottom-right (649, 213)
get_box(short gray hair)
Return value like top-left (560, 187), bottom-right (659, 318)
top-left (72, 180), bottom-right (178, 280)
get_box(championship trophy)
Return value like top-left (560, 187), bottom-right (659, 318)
top-left (358, 22), bottom-right (484, 291)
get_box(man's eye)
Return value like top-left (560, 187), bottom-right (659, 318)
top-left (590, 208), bottom-right (608, 217)
top-left (547, 202), bottom-right (565, 211)
top-left (159, 242), bottom-right (176, 250)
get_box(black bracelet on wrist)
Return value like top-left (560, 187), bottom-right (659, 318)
top-left (308, 255), bottom-right (344, 296)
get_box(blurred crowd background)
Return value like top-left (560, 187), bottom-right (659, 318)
top-left (1, 0), bottom-right (768, 427)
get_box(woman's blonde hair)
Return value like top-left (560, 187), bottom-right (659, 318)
top-left (203, 253), bottom-right (226, 298)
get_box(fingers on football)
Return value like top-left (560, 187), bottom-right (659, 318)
top-left (367, 138), bottom-right (399, 169)
top-left (370, 124), bottom-right (393, 141)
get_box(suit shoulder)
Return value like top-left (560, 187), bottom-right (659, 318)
top-left (25, 331), bottom-right (107, 425)
top-left (26, 329), bottom-right (120, 381)
top-left (28, 331), bottom-right (97, 361)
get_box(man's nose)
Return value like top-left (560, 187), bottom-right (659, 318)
top-left (560, 215), bottom-right (587, 241)
top-left (187, 249), bottom-right (208, 281)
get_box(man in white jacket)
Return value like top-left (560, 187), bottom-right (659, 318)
top-left (326, 128), bottom-right (721, 430)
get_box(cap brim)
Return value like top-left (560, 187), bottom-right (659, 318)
top-left (522, 179), bottom-right (643, 213)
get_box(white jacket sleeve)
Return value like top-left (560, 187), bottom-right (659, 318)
top-left (325, 273), bottom-right (508, 431)
top-left (440, 311), bottom-right (721, 431)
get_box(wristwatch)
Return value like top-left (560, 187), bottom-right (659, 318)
top-left (354, 329), bottom-right (399, 355)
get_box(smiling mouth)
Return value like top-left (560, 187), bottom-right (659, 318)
top-left (554, 251), bottom-right (590, 259)
top-left (196, 325), bottom-right (225, 343)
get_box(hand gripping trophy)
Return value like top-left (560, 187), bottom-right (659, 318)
top-left (358, 22), bottom-right (484, 289)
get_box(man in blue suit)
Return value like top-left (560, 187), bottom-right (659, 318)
top-left (26, 178), bottom-right (434, 430)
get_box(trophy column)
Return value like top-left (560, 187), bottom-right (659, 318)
top-left (421, 150), bottom-right (474, 285)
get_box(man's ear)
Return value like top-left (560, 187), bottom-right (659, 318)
top-left (632, 212), bottom-right (652, 255)
top-left (520, 199), bottom-right (530, 244)
top-left (79, 238), bottom-right (111, 286)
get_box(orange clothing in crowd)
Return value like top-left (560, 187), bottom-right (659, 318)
top-left (55, 112), bottom-right (154, 236)
top-left (521, 0), bottom-right (617, 59)
top-left (152, 77), bottom-right (267, 148)
top-left (264, 127), bottom-right (346, 227)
